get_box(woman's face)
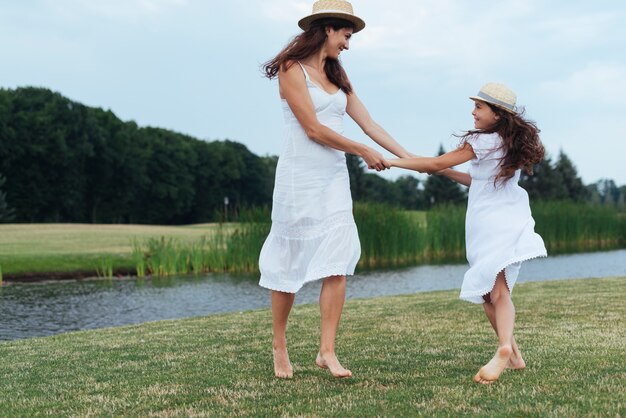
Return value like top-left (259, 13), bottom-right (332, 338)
top-left (324, 27), bottom-right (353, 59)
top-left (472, 100), bottom-right (499, 130)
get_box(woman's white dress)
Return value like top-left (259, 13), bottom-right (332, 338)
top-left (461, 133), bottom-right (547, 303)
top-left (258, 64), bottom-right (361, 293)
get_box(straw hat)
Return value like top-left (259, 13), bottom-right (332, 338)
top-left (469, 82), bottom-right (517, 114)
top-left (298, 0), bottom-right (366, 33)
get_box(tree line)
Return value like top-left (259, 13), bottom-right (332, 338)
top-left (0, 87), bottom-right (274, 224)
top-left (0, 87), bottom-right (623, 224)
top-left (347, 144), bottom-right (625, 211)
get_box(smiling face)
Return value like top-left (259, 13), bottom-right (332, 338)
top-left (324, 26), bottom-right (353, 59)
top-left (472, 100), bottom-right (500, 130)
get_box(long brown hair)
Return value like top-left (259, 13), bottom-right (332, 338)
top-left (262, 18), bottom-right (354, 94)
top-left (461, 104), bottom-right (545, 185)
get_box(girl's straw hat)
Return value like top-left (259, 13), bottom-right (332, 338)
top-left (469, 83), bottom-right (517, 114)
top-left (298, 0), bottom-right (366, 33)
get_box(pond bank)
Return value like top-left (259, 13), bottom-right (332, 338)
top-left (2, 250), bottom-right (624, 341)
top-left (2, 268), bottom-right (135, 283)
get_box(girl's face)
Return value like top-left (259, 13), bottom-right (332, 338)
top-left (324, 27), bottom-right (353, 59)
top-left (472, 100), bottom-right (499, 130)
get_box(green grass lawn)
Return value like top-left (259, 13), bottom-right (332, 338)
top-left (0, 223), bottom-right (226, 275)
top-left (1, 277), bottom-right (624, 416)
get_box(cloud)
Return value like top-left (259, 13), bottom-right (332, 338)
top-left (260, 0), bottom-right (309, 23)
top-left (540, 63), bottom-right (626, 106)
top-left (533, 10), bottom-right (623, 48)
top-left (42, 0), bottom-right (189, 22)
top-left (345, 0), bottom-right (544, 79)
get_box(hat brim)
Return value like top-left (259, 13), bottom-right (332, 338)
top-left (298, 13), bottom-right (365, 33)
top-left (469, 96), bottom-right (517, 114)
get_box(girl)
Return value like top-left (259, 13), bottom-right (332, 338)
top-left (259, 0), bottom-right (412, 379)
top-left (388, 83), bottom-right (547, 384)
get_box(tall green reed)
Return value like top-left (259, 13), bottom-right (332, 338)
top-left (355, 203), bottom-right (467, 267)
top-left (131, 239), bottom-right (146, 278)
top-left (532, 201), bottom-right (625, 253)
top-left (134, 211), bottom-right (271, 277)
top-left (423, 204), bottom-right (466, 262)
top-left (96, 257), bottom-right (114, 279)
top-left (125, 201), bottom-right (624, 278)
top-left (355, 203), bottom-right (425, 268)
top-left (356, 201), bottom-right (624, 268)
top-left (146, 237), bottom-right (180, 276)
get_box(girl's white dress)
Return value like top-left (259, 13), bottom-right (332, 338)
top-left (461, 133), bottom-right (547, 303)
top-left (258, 64), bottom-right (361, 293)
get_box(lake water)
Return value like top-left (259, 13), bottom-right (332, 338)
top-left (1, 250), bottom-right (624, 341)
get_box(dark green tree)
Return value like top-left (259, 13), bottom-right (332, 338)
top-left (422, 144), bottom-right (466, 207)
top-left (554, 150), bottom-right (588, 201)
top-left (0, 87), bottom-right (275, 224)
top-left (0, 173), bottom-right (15, 222)
top-left (589, 179), bottom-right (621, 207)
top-left (346, 153), bottom-right (366, 201)
top-left (394, 175), bottom-right (424, 210)
top-left (520, 155), bottom-right (567, 200)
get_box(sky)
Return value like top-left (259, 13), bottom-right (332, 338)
top-left (1, 0), bottom-right (625, 185)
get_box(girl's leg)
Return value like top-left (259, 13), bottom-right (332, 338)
top-left (482, 302), bottom-right (525, 370)
top-left (272, 290), bottom-right (295, 378)
top-left (316, 275), bottom-right (352, 378)
top-left (474, 271), bottom-right (515, 384)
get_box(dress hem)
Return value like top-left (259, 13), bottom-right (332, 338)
top-left (459, 250), bottom-right (547, 304)
top-left (259, 263), bottom-right (357, 294)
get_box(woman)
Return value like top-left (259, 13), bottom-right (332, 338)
top-left (259, 0), bottom-right (412, 379)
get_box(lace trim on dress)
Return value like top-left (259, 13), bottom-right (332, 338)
top-left (460, 250), bottom-right (548, 302)
top-left (268, 210), bottom-right (356, 240)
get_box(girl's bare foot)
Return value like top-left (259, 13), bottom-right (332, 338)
top-left (315, 352), bottom-right (352, 378)
top-left (473, 345), bottom-right (512, 384)
top-left (507, 351), bottom-right (526, 370)
top-left (273, 347), bottom-right (293, 379)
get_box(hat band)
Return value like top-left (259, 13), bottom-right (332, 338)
top-left (475, 91), bottom-right (515, 111)
top-left (311, 9), bottom-right (354, 15)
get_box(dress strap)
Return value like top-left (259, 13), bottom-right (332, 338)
top-left (296, 61), bottom-right (312, 82)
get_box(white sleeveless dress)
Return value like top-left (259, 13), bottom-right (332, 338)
top-left (258, 64), bottom-right (361, 293)
top-left (461, 133), bottom-right (547, 304)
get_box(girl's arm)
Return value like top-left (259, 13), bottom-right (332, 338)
top-left (436, 168), bottom-right (472, 187)
top-left (346, 91), bottom-right (413, 158)
top-left (279, 63), bottom-right (388, 170)
top-left (388, 143), bottom-right (476, 173)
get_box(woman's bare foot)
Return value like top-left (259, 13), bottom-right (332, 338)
top-left (316, 352), bottom-right (352, 378)
top-left (473, 345), bottom-right (512, 384)
top-left (273, 347), bottom-right (293, 379)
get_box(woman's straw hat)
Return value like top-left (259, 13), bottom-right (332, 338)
top-left (469, 83), bottom-right (517, 114)
top-left (298, 0), bottom-right (366, 33)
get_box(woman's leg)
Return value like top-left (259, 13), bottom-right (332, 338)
top-left (316, 275), bottom-right (352, 378)
top-left (474, 271), bottom-right (515, 384)
top-left (482, 301), bottom-right (525, 369)
top-left (272, 290), bottom-right (295, 378)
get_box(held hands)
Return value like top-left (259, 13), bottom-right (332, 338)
top-left (361, 146), bottom-right (390, 172)
top-left (375, 155), bottom-right (431, 174)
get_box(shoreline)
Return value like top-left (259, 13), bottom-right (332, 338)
top-left (3, 268), bottom-right (136, 284)
top-left (3, 247), bottom-right (625, 285)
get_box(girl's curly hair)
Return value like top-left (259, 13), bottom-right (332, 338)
top-left (461, 104), bottom-right (545, 185)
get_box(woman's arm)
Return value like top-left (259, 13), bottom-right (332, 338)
top-left (388, 143), bottom-right (476, 174)
top-left (346, 92), bottom-right (413, 158)
top-left (279, 63), bottom-right (388, 170)
top-left (436, 169), bottom-right (472, 187)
